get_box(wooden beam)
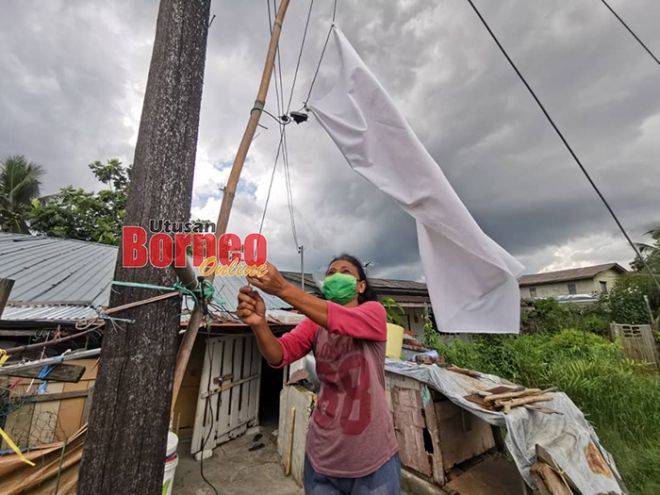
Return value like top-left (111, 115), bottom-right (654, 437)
top-left (20, 389), bottom-right (91, 404)
top-left (0, 278), bottom-right (14, 317)
top-left (170, 0), bottom-right (291, 415)
top-left (3, 363), bottom-right (86, 383)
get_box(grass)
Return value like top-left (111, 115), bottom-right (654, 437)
top-left (426, 329), bottom-right (660, 495)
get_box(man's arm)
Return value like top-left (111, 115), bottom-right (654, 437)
top-left (250, 320), bottom-right (284, 366)
top-left (276, 283), bottom-right (329, 328)
top-left (238, 286), bottom-right (317, 367)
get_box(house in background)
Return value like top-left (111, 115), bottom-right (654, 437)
top-left (518, 263), bottom-right (627, 302)
top-left (282, 271), bottom-right (432, 338)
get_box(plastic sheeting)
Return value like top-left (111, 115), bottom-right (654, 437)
top-left (384, 359), bottom-right (625, 494)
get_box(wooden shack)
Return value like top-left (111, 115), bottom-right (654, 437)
top-left (277, 370), bottom-right (524, 494)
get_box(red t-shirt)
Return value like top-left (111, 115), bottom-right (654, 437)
top-left (273, 300), bottom-right (399, 477)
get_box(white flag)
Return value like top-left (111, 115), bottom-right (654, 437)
top-left (309, 28), bottom-right (523, 333)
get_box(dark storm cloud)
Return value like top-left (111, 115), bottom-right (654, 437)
top-left (2, 0), bottom-right (659, 278)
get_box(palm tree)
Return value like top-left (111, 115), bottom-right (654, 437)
top-left (0, 155), bottom-right (44, 233)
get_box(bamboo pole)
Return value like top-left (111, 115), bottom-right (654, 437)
top-left (170, 0), bottom-right (291, 414)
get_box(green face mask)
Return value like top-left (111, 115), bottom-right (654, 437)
top-left (322, 272), bottom-right (358, 305)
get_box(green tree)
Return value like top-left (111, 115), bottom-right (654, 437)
top-left (631, 226), bottom-right (660, 273)
top-left (29, 159), bottom-right (130, 245)
top-left (0, 155), bottom-right (44, 233)
top-left (607, 228), bottom-right (660, 326)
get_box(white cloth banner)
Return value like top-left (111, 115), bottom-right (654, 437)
top-left (309, 28), bottom-right (524, 333)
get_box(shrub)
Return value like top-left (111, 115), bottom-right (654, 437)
top-left (429, 330), bottom-right (660, 494)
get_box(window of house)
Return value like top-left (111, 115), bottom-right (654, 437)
top-left (529, 287), bottom-right (537, 298)
top-left (567, 283), bottom-right (577, 295)
top-left (600, 281), bottom-right (608, 293)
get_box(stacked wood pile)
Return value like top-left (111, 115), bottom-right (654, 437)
top-left (465, 385), bottom-right (557, 415)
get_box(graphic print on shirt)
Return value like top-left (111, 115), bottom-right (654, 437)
top-left (314, 335), bottom-right (372, 435)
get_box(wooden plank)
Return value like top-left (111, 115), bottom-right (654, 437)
top-left (247, 337), bottom-right (259, 425)
top-left (65, 358), bottom-right (99, 381)
top-left (173, 338), bottom-right (204, 441)
top-left (613, 323), bottom-right (658, 365)
top-left (6, 364), bottom-right (86, 383)
top-left (200, 374), bottom-right (259, 399)
top-left (285, 406), bottom-right (296, 476)
top-left (422, 389), bottom-right (445, 485)
top-left (59, 379), bottom-right (90, 439)
top-left (277, 385), bottom-right (315, 485)
top-left (434, 399), bottom-right (495, 471)
top-left (21, 389), bottom-right (90, 404)
top-left (444, 456), bottom-right (524, 495)
top-left (391, 386), bottom-right (432, 476)
top-left (216, 336), bottom-right (234, 443)
top-left (250, 338), bottom-right (262, 427)
top-left (30, 383), bottom-right (64, 445)
top-left (209, 338), bottom-right (224, 447)
top-left (239, 335), bottom-right (253, 424)
top-left (531, 462), bottom-right (572, 495)
top-left (190, 337), bottom-right (213, 455)
top-left (229, 337), bottom-right (244, 430)
top-left (2, 402), bottom-right (34, 450)
top-left (82, 386), bottom-right (94, 425)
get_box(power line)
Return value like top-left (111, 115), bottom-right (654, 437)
top-left (304, 1), bottom-right (338, 105)
top-left (281, 127), bottom-right (300, 248)
top-left (599, 0), bottom-right (659, 65)
top-left (260, 1), bottom-right (288, 235)
top-left (258, 124), bottom-right (285, 235)
top-left (263, 0), bottom-right (302, 249)
top-left (286, 0), bottom-right (314, 112)
top-left (464, 0), bottom-right (660, 293)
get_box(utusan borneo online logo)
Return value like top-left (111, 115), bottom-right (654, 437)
top-left (121, 220), bottom-right (268, 276)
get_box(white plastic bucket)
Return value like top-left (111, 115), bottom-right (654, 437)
top-left (163, 431), bottom-right (179, 495)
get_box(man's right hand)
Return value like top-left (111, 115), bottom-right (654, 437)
top-left (237, 286), bottom-right (267, 327)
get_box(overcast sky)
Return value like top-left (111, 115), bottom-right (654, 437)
top-left (2, 0), bottom-right (659, 280)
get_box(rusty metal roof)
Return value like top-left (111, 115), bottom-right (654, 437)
top-left (281, 271), bottom-right (429, 294)
top-left (518, 263), bottom-right (626, 286)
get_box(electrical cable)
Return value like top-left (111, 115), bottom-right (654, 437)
top-left (304, 0), bottom-right (338, 105)
top-left (259, 0), bottom-right (288, 235)
top-left (281, 128), bottom-right (300, 248)
top-left (464, 0), bottom-right (660, 293)
top-left (304, 24), bottom-right (334, 105)
top-left (599, 0), bottom-right (659, 65)
top-left (286, 0), bottom-right (314, 112)
top-left (200, 340), bottom-right (220, 495)
top-left (263, 0), bottom-right (300, 248)
top-left (258, 117), bottom-right (286, 235)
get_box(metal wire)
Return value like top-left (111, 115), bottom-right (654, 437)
top-left (464, 0), bottom-right (660, 293)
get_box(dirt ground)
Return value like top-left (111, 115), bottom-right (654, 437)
top-left (173, 427), bottom-right (304, 495)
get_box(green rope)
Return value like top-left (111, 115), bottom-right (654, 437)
top-left (112, 279), bottom-right (225, 306)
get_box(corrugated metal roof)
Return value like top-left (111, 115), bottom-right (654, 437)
top-left (518, 263), bottom-right (626, 286)
top-left (0, 233), bottom-right (116, 305)
top-left (1, 304), bottom-right (98, 321)
top-left (281, 271), bottom-right (429, 294)
top-left (0, 233), bottom-right (291, 322)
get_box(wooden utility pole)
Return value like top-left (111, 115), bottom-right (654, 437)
top-left (78, 1), bottom-right (211, 493)
top-left (170, 0), bottom-right (290, 412)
